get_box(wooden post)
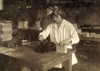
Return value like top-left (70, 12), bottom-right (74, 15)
top-left (64, 54), bottom-right (72, 71)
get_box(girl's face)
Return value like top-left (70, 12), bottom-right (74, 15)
top-left (52, 15), bottom-right (59, 23)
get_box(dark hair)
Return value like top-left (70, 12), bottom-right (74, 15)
top-left (46, 5), bottom-right (66, 19)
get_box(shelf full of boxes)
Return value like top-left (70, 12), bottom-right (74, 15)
top-left (77, 25), bottom-right (100, 42)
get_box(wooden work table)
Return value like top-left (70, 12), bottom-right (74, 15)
top-left (0, 41), bottom-right (75, 71)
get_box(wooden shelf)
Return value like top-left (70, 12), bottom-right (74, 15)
top-left (80, 37), bottom-right (100, 42)
top-left (80, 25), bottom-right (100, 30)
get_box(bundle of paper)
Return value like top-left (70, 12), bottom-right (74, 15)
top-left (18, 21), bottom-right (28, 29)
top-left (0, 28), bottom-right (12, 31)
top-left (0, 21), bottom-right (12, 32)
top-left (0, 36), bottom-right (12, 42)
top-left (0, 21), bottom-right (13, 43)
top-left (0, 30), bottom-right (13, 34)
top-left (56, 44), bottom-right (67, 53)
top-left (0, 21), bottom-right (12, 28)
top-left (0, 34), bottom-right (12, 38)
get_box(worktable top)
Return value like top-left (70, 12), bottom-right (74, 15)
top-left (0, 41), bottom-right (75, 71)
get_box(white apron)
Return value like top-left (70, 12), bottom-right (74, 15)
top-left (55, 45), bottom-right (78, 68)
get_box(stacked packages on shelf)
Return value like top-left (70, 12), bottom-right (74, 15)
top-left (0, 21), bottom-right (13, 45)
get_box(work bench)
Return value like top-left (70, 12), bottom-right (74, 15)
top-left (0, 41), bottom-right (75, 71)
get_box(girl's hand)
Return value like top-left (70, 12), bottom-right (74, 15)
top-left (60, 38), bottom-right (72, 46)
top-left (38, 35), bottom-right (44, 41)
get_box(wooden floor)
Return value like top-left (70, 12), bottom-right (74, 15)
top-left (72, 56), bottom-right (100, 71)
top-left (49, 55), bottom-right (100, 71)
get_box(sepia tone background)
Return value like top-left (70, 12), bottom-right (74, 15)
top-left (0, 0), bottom-right (100, 71)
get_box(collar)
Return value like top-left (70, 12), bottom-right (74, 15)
top-left (53, 19), bottom-right (66, 29)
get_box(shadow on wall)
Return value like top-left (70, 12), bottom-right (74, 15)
top-left (78, 7), bottom-right (100, 25)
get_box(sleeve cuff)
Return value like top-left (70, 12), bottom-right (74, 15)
top-left (39, 32), bottom-right (46, 39)
top-left (71, 38), bottom-right (79, 44)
